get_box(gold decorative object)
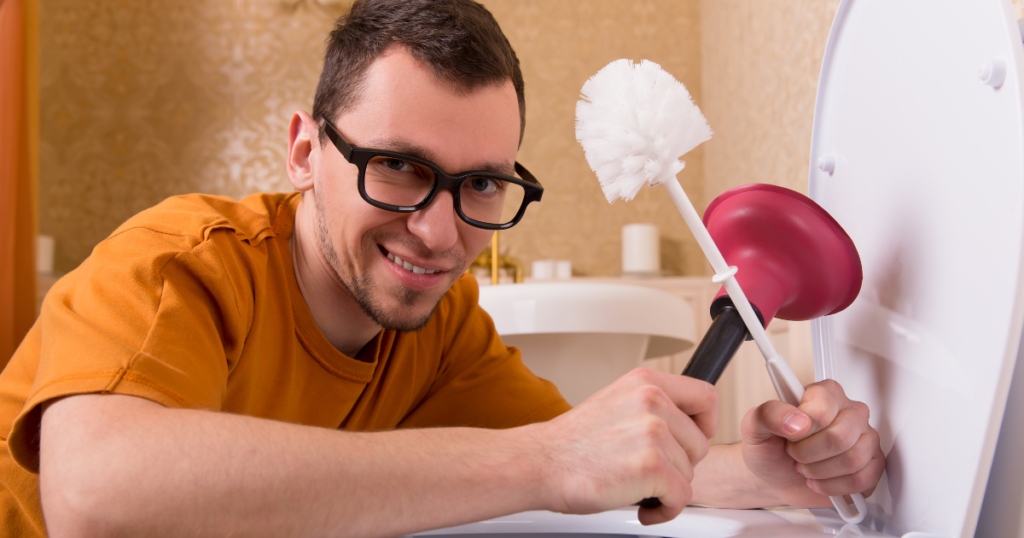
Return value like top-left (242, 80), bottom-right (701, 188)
top-left (469, 231), bottom-right (523, 284)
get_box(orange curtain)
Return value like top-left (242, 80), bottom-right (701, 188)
top-left (0, 0), bottom-right (39, 367)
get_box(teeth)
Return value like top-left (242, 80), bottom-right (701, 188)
top-left (385, 251), bottom-right (438, 275)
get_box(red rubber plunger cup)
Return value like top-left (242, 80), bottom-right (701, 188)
top-left (704, 183), bottom-right (862, 324)
top-left (680, 183), bottom-right (862, 384)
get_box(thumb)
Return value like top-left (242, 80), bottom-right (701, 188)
top-left (741, 400), bottom-right (813, 445)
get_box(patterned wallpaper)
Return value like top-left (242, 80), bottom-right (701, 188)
top-left (45, 1), bottom-right (1019, 276)
top-left (39, 0), bottom-right (348, 272)
top-left (485, 0), bottom-right (706, 277)
top-left (700, 0), bottom-right (841, 203)
top-left (38, 0), bottom-right (705, 276)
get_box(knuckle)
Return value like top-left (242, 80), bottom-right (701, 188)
top-left (693, 436), bottom-right (710, 462)
top-left (786, 443), bottom-right (813, 464)
top-left (635, 385), bottom-right (666, 410)
top-left (850, 467), bottom-right (875, 492)
top-left (843, 439), bottom-right (872, 469)
top-left (817, 378), bottom-right (842, 394)
top-left (866, 427), bottom-right (881, 449)
top-left (701, 381), bottom-right (719, 406)
top-left (637, 448), bottom-right (663, 475)
top-left (800, 400), bottom-right (829, 426)
top-left (851, 400), bottom-right (870, 421)
top-left (754, 400), bottom-right (777, 423)
top-left (826, 424), bottom-right (858, 453)
top-left (626, 367), bottom-right (654, 384)
top-left (636, 416), bottom-right (668, 446)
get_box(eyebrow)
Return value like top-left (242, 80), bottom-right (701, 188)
top-left (363, 136), bottom-right (517, 177)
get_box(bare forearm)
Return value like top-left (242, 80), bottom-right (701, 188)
top-left (40, 395), bottom-right (549, 538)
top-left (690, 444), bottom-right (782, 509)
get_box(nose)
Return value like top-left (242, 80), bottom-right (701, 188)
top-left (406, 189), bottom-right (460, 253)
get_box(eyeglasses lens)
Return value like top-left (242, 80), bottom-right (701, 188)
top-left (363, 155), bottom-right (526, 226)
top-left (460, 176), bottom-right (525, 226)
top-left (364, 156), bottom-right (436, 207)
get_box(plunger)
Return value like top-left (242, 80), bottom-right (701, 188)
top-left (681, 183), bottom-right (863, 386)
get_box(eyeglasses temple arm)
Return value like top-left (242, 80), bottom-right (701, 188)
top-left (322, 119), bottom-right (355, 161)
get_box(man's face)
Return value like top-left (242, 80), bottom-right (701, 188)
top-left (311, 48), bottom-right (521, 331)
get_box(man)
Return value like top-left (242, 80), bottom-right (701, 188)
top-left (0, 1), bottom-right (885, 536)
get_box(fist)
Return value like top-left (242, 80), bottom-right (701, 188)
top-left (740, 379), bottom-right (885, 507)
top-left (535, 369), bottom-right (718, 525)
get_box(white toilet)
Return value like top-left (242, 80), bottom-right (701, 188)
top-left (414, 1), bottom-right (1024, 536)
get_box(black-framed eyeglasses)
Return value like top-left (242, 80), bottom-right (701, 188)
top-left (321, 118), bottom-right (543, 230)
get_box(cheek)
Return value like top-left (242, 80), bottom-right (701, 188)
top-left (317, 175), bottom-right (374, 255)
top-left (462, 226), bottom-right (495, 260)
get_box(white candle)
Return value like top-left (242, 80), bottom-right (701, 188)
top-left (621, 223), bottom-right (660, 277)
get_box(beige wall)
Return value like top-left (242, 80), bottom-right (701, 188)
top-left (49, 1), bottom-right (1012, 275)
top-left (485, 0), bottom-right (706, 277)
top-left (700, 0), bottom-right (841, 202)
top-left (39, 0), bottom-right (349, 273)
top-left (39, 0), bottom-right (706, 277)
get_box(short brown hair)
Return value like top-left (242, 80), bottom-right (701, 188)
top-left (312, 0), bottom-right (526, 144)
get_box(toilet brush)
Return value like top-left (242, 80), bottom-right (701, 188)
top-left (575, 59), bottom-right (866, 524)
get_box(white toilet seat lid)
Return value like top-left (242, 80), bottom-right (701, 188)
top-left (808, 1), bottom-right (1024, 537)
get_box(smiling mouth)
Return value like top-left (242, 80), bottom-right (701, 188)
top-left (380, 246), bottom-right (443, 275)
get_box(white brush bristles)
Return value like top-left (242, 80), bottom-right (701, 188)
top-left (575, 59), bottom-right (713, 203)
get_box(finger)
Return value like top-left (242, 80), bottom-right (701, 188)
top-left (632, 413), bottom-right (696, 483)
top-left (787, 403), bottom-right (870, 464)
top-left (637, 370), bottom-right (719, 439)
top-left (627, 386), bottom-right (703, 478)
top-left (637, 471), bottom-right (691, 525)
top-left (741, 399), bottom-right (810, 446)
top-left (806, 451), bottom-right (886, 497)
top-left (660, 405), bottom-right (710, 469)
top-left (797, 379), bottom-right (851, 437)
top-left (794, 429), bottom-right (880, 480)
top-left (632, 385), bottom-right (711, 466)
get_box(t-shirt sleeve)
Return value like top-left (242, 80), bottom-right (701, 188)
top-left (397, 275), bottom-right (572, 430)
top-left (7, 226), bottom-right (250, 471)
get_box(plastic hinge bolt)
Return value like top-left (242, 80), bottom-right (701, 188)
top-left (817, 153), bottom-right (837, 175)
top-left (978, 58), bottom-right (1007, 89)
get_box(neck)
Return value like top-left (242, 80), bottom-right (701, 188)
top-left (290, 196), bottom-right (382, 358)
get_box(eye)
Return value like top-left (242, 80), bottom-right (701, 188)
top-left (383, 158), bottom-right (414, 172)
top-left (468, 177), bottom-right (500, 194)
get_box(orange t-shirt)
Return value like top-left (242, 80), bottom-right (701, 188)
top-left (0, 192), bottom-right (570, 537)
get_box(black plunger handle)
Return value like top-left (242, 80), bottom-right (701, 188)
top-left (637, 298), bottom-right (764, 509)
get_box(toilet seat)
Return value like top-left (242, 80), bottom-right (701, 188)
top-left (412, 507), bottom-right (888, 538)
top-left (808, 0), bottom-right (1024, 536)
top-left (418, 1), bottom-right (1024, 537)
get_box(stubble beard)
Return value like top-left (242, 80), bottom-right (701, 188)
top-left (314, 190), bottom-right (462, 332)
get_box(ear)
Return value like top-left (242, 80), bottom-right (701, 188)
top-left (287, 110), bottom-right (320, 192)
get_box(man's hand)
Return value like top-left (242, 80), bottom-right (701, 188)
top-left (740, 379), bottom-right (885, 508)
top-left (526, 368), bottom-right (718, 525)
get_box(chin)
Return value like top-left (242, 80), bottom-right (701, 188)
top-left (358, 281), bottom-right (448, 332)
top-left (372, 300), bottom-right (439, 332)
